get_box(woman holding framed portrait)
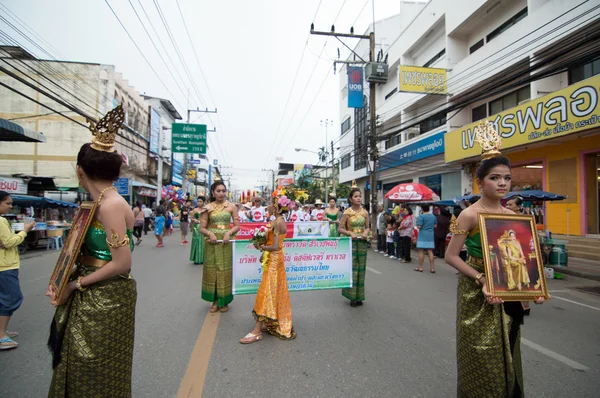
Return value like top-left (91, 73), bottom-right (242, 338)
top-left (445, 120), bottom-right (547, 398)
top-left (46, 106), bottom-right (137, 397)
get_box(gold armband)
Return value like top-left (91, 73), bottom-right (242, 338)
top-left (449, 219), bottom-right (469, 235)
top-left (106, 229), bottom-right (131, 249)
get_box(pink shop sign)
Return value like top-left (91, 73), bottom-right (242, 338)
top-left (0, 177), bottom-right (27, 194)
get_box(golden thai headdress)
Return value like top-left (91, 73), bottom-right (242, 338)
top-left (88, 105), bottom-right (125, 152)
top-left (351, 180), bottom-right (358, 188)
top-left (474, 119), bottom-right (502, 160)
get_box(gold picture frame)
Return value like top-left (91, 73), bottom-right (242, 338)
top-left (49, 201), bottom-right (98, 302)
top-left (478, 213), bottom-right (549, 301)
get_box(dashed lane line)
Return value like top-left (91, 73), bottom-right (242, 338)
top-left (521, 338), bottom-right (590, 371)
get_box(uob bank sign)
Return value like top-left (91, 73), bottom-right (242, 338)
top-left (348, 67), bottom-right (364, 108)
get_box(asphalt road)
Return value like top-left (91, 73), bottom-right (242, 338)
top-left (2, 233), bottom-right (600, 397)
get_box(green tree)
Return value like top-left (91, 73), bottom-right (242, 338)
top-left (336, 183), bottom-right (351, 201)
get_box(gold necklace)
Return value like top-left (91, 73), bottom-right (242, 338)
top-left (480, 202), bottom-right (503, 213)
top-left (97, 186), bottom-right (117, 203)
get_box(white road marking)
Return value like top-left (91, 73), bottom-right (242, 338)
top-left (521, 338), bottom-right (590, 371)
top-left (366, 266), bottom-right (382, 274)
top-left (548, 290), bottom-right (568, 293)
top-left (552, 296), bottom-right (600, 311)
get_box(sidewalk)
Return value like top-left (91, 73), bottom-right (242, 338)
top-left (548, 257), bottom-right (600, 282)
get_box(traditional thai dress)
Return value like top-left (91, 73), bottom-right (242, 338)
top-left (503, 240), bottom-right (531, 291)
top-left (190, 211), bottom-right (204, 265)
top-left (326, 210), bottom-right (339, 237)
top-left (48, 220), bottom-right (137, 398)
top-left (454, 224), bottom-right (525, 398)
top-left (202, 202), bottom-right (233, 307)
top-left (253, 220), bottom-right (296, 339)
top-left (341, 208), bottom-right (368, 302)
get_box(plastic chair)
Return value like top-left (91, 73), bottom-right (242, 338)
top-left (46, 236), bottom-right (63, 250)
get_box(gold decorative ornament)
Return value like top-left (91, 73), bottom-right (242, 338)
top-left (97, 186), bottom-right (117, 204)
top-left (474, 119), bottom-right (502, 160)
top-left (106, 229), bottom-right (131, 249)
top-left (75, 276), bottom-right (88, 292)
top-left (88, 105), bottom-right (125, 152)
top-left (351, 180), bottom-right (358, 188)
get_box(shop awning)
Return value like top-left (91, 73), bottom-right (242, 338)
top-left (505, 190), bottom-right (567, 201)
top-left (12, 174), bottom-right (57, 191)
top-left (0, 118), bottom-right (47, 143)
top-left (10, 195), bottom-right (79, 208)
top-left (131, 181), bottom-right (157, 190)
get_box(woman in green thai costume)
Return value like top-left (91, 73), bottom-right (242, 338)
top-left (446, 121), bottom-right (546, 398)
top-left (189, 196), bottom-right (206, 265)
top-left (200, 181), bottom-right (240, 313)
top-left (325, 197), bottom-right (341, 238)
top-left (338, 187), bottom-right (370, 307)
top-left (46, 106), bottom-right (137, 397)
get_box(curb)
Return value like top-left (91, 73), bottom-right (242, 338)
top-left (548, 265), bottom-right (600, 283)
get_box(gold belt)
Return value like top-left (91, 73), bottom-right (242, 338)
top-left (208, 224), bottom-right (228, 230)
top-left (467, 255), bottom-right (484, 266)
top-left (78, 255), bottom-right (108, 268)
top-left (352, 229), bottom-right (364, 234)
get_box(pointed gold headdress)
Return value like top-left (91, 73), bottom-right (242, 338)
top-left (474, 119), bottom-right (502, 160)
top-left (351, 180), bottom-right (358, 188)
top-left (88, 105), bottom-right (125, 152)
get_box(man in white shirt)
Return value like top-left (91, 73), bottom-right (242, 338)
top-left (311, 199), bottom-right (325, 221)
top-left (142, 204), bottom-right (153, 235)
top-left (288, 201), bottom-right (304, 222)
top-left (237, 203), bottom-right (250, 223)
top-left (247, 197), bottom-right (266, 222)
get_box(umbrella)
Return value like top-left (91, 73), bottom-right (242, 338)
top-left (454, 194), bottom-right (481, 202)
top-left (505, 190), bottom-right (567, 201)
top-left (384, 183), bottom-right (440, 202)
top-left (433, 200), bottom-right (461, 207)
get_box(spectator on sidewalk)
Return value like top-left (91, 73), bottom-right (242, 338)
top-left (415, 204), bottom-right (437, 273)
top-left (376, 205), bottom-right (386, 253)
top-left (435, 208), bottom-right (452, 258)
top-left (399, 207), bottom-right (414, 263)
top-left (386, 222), bottom-right (395, 258)
top-left (180, 199), bottom-right (191, 245)
top-left (0, 190), bottom-right (35, 350)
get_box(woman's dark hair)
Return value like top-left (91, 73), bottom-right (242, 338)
top-left (348, 188), bottom-right (361, 203)
top-left (475, 155), bottom-right (511, 181)
top-left (159, 199), bottom-right (165, 205)
top-left (440, 208), bottom-right (451, 218)
top-left (0, 190), bottom-right (10, 203)
top-left (329, 196), bottom-right (337, 202)
top-left (76, 143), bottom-right (123, 182)
top-left (508, 196), bottom-right (523, 207)
top-left (421, 204), bottom-right (430, 212)
top-left (468, 196), bottom-right (479, 205)
top-left (135, 201), bottom-right (142, 210)
top-left (209, 181), bottom-right (227, 202)
top-left (405, 206), bottom-right (413, 216)
top-left (197, 195), bottom-right (206, 203)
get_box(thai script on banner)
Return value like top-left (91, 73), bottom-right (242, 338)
top-left (235, 222), bottom-right (330, 240)
top-left (445, 74), bottom-right (600, 162)
top-left (232, 237), bottom-right (353, 294)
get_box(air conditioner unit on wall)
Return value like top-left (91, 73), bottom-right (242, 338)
top-left (365, 62), bottom-right (389, 84)
top-left (406, 128), bottom-right (419, 141)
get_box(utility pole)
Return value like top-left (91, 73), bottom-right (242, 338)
top-left (331, 139), bottom-right (336, 197)
top-left (181, 108), bottom-right (217, 196)
top-left (320, 119), bottom-right (332, 199)
top-left (310, 26), bottom-right (379, 231)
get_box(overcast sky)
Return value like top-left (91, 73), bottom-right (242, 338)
top-left (2, 0), bottom-right (404, 191)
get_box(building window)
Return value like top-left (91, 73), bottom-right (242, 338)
top-left (470, 39), bottom-right (484, 54)
top-left (341, 154), bottom-right (351, 169)
top-left (489, 85), bottom-right (530, 115)
top-left (385, 87), bottom-right (397, 100)
top-left (472, 104), bottom-right (487, 123)
top-left (385, 134), bottom-right (401, 149)
top-left (487, 7), bottom-right (528, 43)
top-left (341, 117), bottom-right (351, 135)
top-left (423, 49), bottom-right (446, 68)
top-left (419, 174), bottom-right (442, 198)
top-left (354, 96), bottom-right (369, 171)
top-left (569, 57), bottom-right (600, 84)
top-left (419, 113), bottom-right (446, 134)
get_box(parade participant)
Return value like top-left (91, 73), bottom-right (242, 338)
top-left (302, 204), bottom-right (311, 221)
top-left (445, 120), bottom-right (546, 398)
top-left (154, 199), bottom-right (166, 247)
top-left (288, 201), bottom-right (302, 222)
top-left (0, 191), bottom-right (35, 350)
top-left (310, 199), bottom-right (325, 221)
top-left (338, 185), bottom-right (370, 307)
top-left (325, 197), bottom-right (341, 237)
top-left (179, 199), bottom-right (191, 245)
top-left (240, 195), bottom-right (296, 344)
top-left (132, 201), bottom-right (144, 245)
top-left (46, 106), bottom-right (137, 397)
top-left (237, 203), bottom-right (250, 223)
top-left (247, 197), bottom-right (266, 222)
top-left (200, 181), bottom-right (240, 313)
top-left (190, 196), bottom-right (206, 265)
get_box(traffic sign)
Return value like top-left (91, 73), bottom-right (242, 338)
top-left (113, 177), bottom-right (130, 196)
top-left (188, 159), bottom-right (201, 165)
top-left (172, 123), bottom-right (207, 154)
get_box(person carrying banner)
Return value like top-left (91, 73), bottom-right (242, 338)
top-left (325, 197), bottom-right (341, 237)
top-left (200, 181), bottom-right (240, 313)
top-left (46, 105), bottom-right (137, 397)
top-left (240, 195), bottom-right (296, 344)
top-left (338, 184), bottom-right (371, 307)
top-left (190, 196), bottom-right (206, 265)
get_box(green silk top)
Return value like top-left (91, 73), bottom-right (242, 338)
top-left (81, 220), bottom-right (135, 261)
top-left (325, 212), bottom-right (338, 222)
top-left (464, 225), bottom-right (483, 259)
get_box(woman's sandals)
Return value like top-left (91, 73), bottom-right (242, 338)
top-left (239, 332), bottom-right (262, 344)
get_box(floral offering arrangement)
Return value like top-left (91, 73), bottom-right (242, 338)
top-left (277, 195), bottom-right (292, 210)
top-left (251, 225), bottom-right (269, 246)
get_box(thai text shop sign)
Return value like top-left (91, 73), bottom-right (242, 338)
top-left (379, 130), bottom-right (445, 171)
top-left (232, 238), bottom-right (353, 294)
top-left (348, 66), bottom-right (364, 108)
top-left (171, 123), bottom-right (207, 154)
top-left (399, 65), bottom-right (447, 94)
top-left (0, 177), bottom-right (27, 194)
top-left (445, 74), bottom-right (600, 163)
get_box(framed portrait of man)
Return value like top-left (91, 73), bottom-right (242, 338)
top-left (478, 213), bottom-right (550, 301)
top-left (49, 201), bottom-right (98, 302)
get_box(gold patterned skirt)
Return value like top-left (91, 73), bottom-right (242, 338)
top-left (202, 229), bottom-right (233, 306)
top-left (253, 250), bottom-right (296, 340)
top-left (456, 256), bottom-right (524, 398)
top-left (48, 265), bottom-right (137, 398)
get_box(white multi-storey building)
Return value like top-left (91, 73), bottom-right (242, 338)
top-left (339, 0), bottom-right (600, 237)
